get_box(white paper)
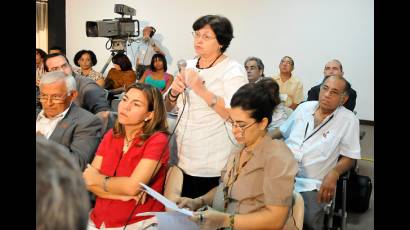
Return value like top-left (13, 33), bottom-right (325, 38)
top-left (136, 211), bottom-right (199, 230)
top-left (139, 182), bottom-right (194, 216)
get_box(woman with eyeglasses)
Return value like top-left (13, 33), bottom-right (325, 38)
top-left (175, 82), bottom-right (298, 229)
top-left (83, 83), bottom-right (170, 229)
top-left (164, 15), bottom-right (248, 199)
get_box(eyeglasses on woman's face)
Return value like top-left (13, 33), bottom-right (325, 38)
top-left (226, 117), bottom-right (256, 133)
top-left (192, 31), bottom-right (216, 41)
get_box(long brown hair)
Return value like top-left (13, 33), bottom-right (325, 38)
top-left (113, 83), bottom-right (169, 143)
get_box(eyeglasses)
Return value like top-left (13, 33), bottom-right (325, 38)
top-left (192, 31), bottom-right (216, 41)
top-left (49, 63), bottom-right (70, 72)
top-left (38, 93), bottom-right (70, 103)
top-left (320, 85), bottom-right (345, 97)
top-left (226, 117), bottom-right (257, 132)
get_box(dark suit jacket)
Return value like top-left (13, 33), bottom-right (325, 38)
top-left (37, 104), bottom-right (103, 170)
top-left (307, 83), bottom-right (357, 112)
top-left (74, 74), bottom-right (110, 114)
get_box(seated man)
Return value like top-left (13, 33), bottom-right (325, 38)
top-left (36, 135), bottom-right (90, 230)
top-left (244, 56), bottom-right (265, 83)
top-left (307, 59), bottom-right (357, 112)
top-left (271, 75), bottom-right (361, 230)
top-left (272, 56), bottom-right (304, 110)
top-left (44, 53), bottom-right (112, 133)
top-left (36, 71), bottom-right (103, 170)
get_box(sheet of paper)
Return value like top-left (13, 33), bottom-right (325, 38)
top-left (136, 211), bottom-right (199, 230)
top-left (139, 182), bottom-right (194, 216)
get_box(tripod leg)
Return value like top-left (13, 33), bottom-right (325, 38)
top-left (100, 52), bottom-right (115, 75)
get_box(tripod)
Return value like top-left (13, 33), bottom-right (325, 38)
top-left (100, 38), bottom-right (128, 74)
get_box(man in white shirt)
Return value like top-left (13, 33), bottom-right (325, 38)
top-left (271, 75), bottom-right (361, 230)
top-left (36, 71), bottom-right (102, 170)
top-left (134, 26), bottom-right (166, 79)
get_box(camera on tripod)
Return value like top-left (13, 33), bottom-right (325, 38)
top-left (86, 4), bottom-right (140, 51)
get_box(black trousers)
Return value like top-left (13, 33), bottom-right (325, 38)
top-left (180, 171), bottom-right (220, 199)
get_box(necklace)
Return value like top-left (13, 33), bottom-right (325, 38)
top-left (196, 53), bottom-right (223, 70)
top-left (223, 147), bottom-right (254, 211)
top-left (123, 135), bottom-right (138, 153)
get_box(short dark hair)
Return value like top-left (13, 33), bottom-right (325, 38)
top-left (73, 50), bottom-right (98, 67)
top-left (150, 53), bottom-right (167, 72)
top-left (44, 53), bottom-right (71, 72)
top-left (49, 45), bottom-right (65, 54)
top-left (193, 15), bottom-right (234, 53)
top-left (36, 135), bottom-right (89, 230)
top-left (244, 56), bottom-right (265, 77)
top-left (112, 53), bottom-right (133, 71)
top-left (257, 78), bottom-right (281, 105)
top-left (230, 82), bottom-right (277, 126)
top-left (36, 48), bottom-right (47, 60)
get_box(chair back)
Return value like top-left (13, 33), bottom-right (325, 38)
top-left (292, 191), bottom-right (304, 230)
top-left (163, 165), bottom-right (183, 209)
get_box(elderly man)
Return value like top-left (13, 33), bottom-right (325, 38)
top-left (271, 75), bottom-right (361, 230)
top-left (36, 71), bottom-right (103, 170)
top-left (44, 53), bottom-right (112, 133)
top-left (244, 56), bottom-right (265, 83)
top-left (307, 59), bottom-right (357, 112)
top-left (273, 56), bottom-right (304, 110)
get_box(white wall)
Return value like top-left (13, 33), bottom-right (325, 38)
top-left (66, 0), bottom-right (374, 121)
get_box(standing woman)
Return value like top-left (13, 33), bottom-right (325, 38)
top-left (83, 83), bottom-right (170, 229)
top-left (73, 50), bottom-right (105, 87)
top-left (164, 15), bottom-right (248, 198)
top-left (139, 53), bottom-right (174, 94)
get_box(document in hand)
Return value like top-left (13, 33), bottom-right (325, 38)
top-left (139, 182), bottom-right (194, 216)
top-left (136, 183), bottom-right (199, 230)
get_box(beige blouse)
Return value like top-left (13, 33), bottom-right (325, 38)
top-left (221, 134), bottom-right (298, 229)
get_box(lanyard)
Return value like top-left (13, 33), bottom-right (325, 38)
top-left (302, 114), bottom-right (334, 144)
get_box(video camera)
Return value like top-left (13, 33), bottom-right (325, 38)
top-left (86, 4), bottom-right (140, 51)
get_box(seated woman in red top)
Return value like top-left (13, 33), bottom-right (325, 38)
top-left (139, 53), bottom-right (174, 94)
top-left (83, 83), bottom-right (170, 229)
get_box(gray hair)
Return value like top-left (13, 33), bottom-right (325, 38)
top-left (40, 71), bottom-right (77, 93)
top-left (244, 56), bottom-right (265, 76)
top-left (326, 59), bottom-right (343, 72)
top-left (36, 135), bottom-right (89, 230)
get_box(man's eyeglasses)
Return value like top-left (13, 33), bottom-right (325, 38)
top-left (226, 117), bottom-right (257, 132)
top-left (38, 93), bottom-right (70, 103)
top-left (192, 31), bottom-right (216, 41)
top-left (49, 63), bottom-right (69, 72)
top-left (320, 85), bottom-right (345, 97)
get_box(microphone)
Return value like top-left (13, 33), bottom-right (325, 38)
top-left (177, 59), bottom-right (187, 73)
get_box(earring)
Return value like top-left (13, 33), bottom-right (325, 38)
top-left (144, 118), bottom-right (148, 122)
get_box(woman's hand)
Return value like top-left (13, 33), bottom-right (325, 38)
top-left (170, 73), bottom-right (186, 95)
top-left (185, 68), bottom-right (205, 93)
top-left (190, 208), bottom-right (229, 230)
top-left (82, 164), bottom-right (103, 187)
top-left (176, 197), bottom-right (203, 211)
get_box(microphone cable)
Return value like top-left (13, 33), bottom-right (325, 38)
top-left (122, 90), bottom-right (188, 229)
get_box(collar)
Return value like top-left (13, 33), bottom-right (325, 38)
top-left (311, 102), bottom-right (341, 119)
top-left (37, 102), bottom-right (73, 121)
